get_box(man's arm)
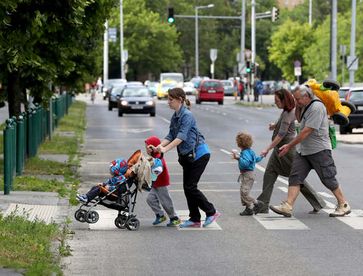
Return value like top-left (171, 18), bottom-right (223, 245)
top-left (279, 127), bottom-right (313, 157)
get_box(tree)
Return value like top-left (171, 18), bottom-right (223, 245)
top-left (0, 0), bottom-right (117, 117)
top-left (108, 0), bottom-right (183, 80)
top-left (268, 19), bottom-right (313, 82)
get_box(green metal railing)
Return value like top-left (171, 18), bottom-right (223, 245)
top-left (3, 93), bottom-right (73, 194)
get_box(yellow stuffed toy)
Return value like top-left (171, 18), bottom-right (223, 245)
top-left (305, 79), bottom-right (356, 125)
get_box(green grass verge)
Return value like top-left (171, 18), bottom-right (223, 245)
top-left (0, 212), bottom-right (63, 275)
top-left (0, 99), bottom-right (86, 273)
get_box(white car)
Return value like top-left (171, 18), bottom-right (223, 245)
top-left (183, 82), bottom-right (196, 95)
top-left (339, 86), bottom-right (350, 101)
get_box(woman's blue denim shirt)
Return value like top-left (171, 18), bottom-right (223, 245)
top-left (165, 105), bottom-right (207, 156)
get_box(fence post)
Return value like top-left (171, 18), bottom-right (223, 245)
top-left (3, 118), bottom-right (16, 194)
top-left (16, 115), bottom-right (25, 175)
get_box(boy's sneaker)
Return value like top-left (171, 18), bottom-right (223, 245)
top-left (203, 211), bottom-right (221, 227)
top-left (179, 220), bottom-right (201, 228)
top-left (152, 215), bottom-right (167, 225)
top-left (329, 202), bottom-right (351, 217)
top-left (76, 194), bottom-right (88, 203)
top-left (270, 201), bottom-right (293, 217)
top-left (239, 207), bottom-right (253, 216)
top-left (253, 200), bottom-right (265, 214)
top-left (167, 217), bottom-right (181, 227)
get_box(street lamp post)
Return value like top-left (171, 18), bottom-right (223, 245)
top-left (120, 0), bottom-right (125, 80)
top-left (195, 4), bottom-right (214, 77)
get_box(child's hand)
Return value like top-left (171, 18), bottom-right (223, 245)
top-left (231, 150), bottom-right (239, 160)
top-left (260, 148), bottom-right (269, 157)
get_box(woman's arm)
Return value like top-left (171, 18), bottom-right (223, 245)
top-left (261, 134), bottom-right (283, 157)
top-left (156, 138), bottom-right (183, 153)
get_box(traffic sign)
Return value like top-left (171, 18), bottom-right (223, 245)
top-left (210, 49), bottom-right (218, 62)
top-left (294, 67), bottom-right (302, 76)
top-left (108, 28), bottom-right (117, 42)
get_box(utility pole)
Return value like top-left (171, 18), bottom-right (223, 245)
top-left (240, 0), bottom-right (246, 77)
top-left (250, 0), bottom-right (256, 102)
top-left (331, 0), bottom-right (337, 80)
top-left (103, 20), bottom-right (109, 89)
top-left (349, 0), bottom-right (357, 87)
top-left (120, 0), bottom-right (125, 80)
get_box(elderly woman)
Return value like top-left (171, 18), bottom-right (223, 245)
top-left (254, 89), bottom-right (325, 214)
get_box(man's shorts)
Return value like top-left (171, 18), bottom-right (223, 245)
top-left (289, 149), bottom-right (339, 191)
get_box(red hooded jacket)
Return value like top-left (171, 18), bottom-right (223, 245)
top-left (145, 136), bottom-right (170, 188)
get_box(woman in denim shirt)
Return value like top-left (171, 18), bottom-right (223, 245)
top-left (150, 88), bottom-right (220, 228)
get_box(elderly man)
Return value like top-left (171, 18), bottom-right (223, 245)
top-left (270, 85), bottom-right (350, 217)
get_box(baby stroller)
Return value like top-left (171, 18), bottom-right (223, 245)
top-left (74, 150), bottom-right (147, 231)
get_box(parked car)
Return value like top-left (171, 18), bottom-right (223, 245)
top-left (117, 86), bottom-right (155, 117)
top-left (339, 86), bottom-right (350, 101)
top-left (340, 87), bottom-right (363, 134)
top-left (221, 80), bottom-right (234, 96)
top-left (195, 79), bottom-right (224, 105)
top-left (183, 82), bottom-right (196, 95)
top-left (345, 87), bottom-right (363, 106)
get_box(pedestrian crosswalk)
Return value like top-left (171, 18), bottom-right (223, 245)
top-left (253, 213), bottom-right (309, 230)
top-left (87, 209), bottom-right (222, 231)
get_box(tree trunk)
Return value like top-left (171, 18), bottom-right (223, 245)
top-left (7, 72), bottom-right (22, 118)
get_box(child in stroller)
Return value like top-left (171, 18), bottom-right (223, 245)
top-left (75, 150), bottom-right (162, 231)
top-left (76, 158), bottom-right (128, 203)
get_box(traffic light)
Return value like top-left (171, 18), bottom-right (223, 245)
top-left (272, 7), bottom-right (279, 22)
top-left (246, 61), bottom-right (251, 74)
top-left (167, 7), bottom-right (175, 24)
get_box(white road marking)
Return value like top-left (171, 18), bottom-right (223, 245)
top-left (89, 210), bottom-right (119, 230)
top-left (254, 213), bottom-right (309, 230)
top-left (318, 192), bottom-right (335, 199)
top-left (334, 209), bottom-right (363, 229)
top-left (87, 209), bottom-right (222, 231)
top-left (277, 186), bottom-right (288, 193)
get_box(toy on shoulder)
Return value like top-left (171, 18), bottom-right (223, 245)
top-left (305, 79), bottom-right (356, 125)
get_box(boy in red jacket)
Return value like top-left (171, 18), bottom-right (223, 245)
top-left (145, 136), bottom-right (181, 226)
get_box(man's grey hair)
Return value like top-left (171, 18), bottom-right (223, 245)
top-left (293, 85), bottom-right (314, 99)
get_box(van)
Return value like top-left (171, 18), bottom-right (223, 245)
top-left (195, 80), bottom-right (224, 105)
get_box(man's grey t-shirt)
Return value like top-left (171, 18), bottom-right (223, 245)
top-left (300, 100), bottom-right (331, 155)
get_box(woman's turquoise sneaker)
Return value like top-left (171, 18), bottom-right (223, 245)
top-left (179, 220), bottom-right (201, 228)
top-left (203, 211), bottom-right (221, 227)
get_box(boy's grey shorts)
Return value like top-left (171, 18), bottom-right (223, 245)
top-left (289, 149), bottom-right (339, 191)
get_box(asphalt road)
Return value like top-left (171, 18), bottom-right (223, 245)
top-left (63, 94), bottom-right (363, 276)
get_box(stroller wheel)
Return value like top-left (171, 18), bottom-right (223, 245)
top-left (86, 211), bottom-right (99, 224)
top-left (75, 209), bottom-right (87, 222)
top-left (115, 215), bottom-right (127, 229)
top-left (126, 217), bottom-right (140, 231)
